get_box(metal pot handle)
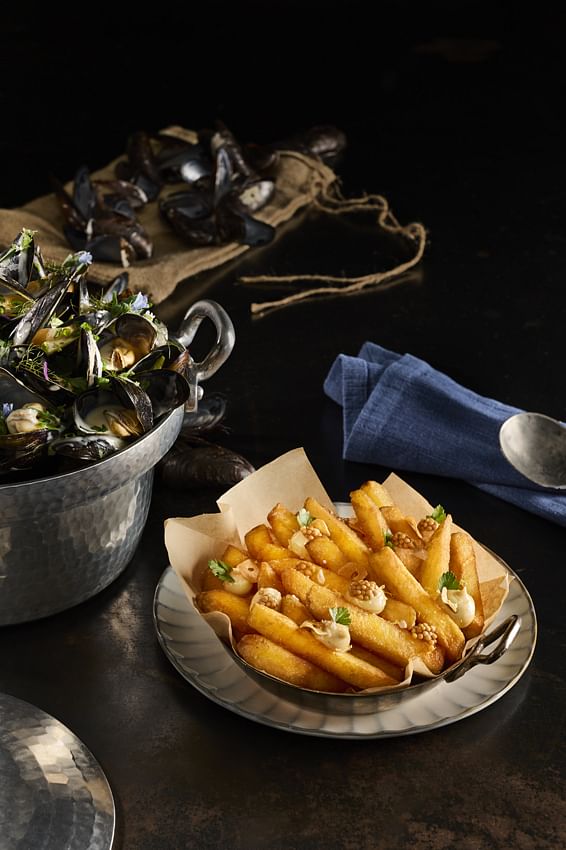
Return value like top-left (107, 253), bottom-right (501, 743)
top-left (175, 300), bottom-right (235, 412)
top-left (444, 614), bottom-right (521, 683)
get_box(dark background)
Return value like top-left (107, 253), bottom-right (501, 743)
top-left (1, 4), bottom-right (566, 849)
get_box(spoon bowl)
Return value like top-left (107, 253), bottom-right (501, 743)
top-left (499, 412), bottom-right (566, 489)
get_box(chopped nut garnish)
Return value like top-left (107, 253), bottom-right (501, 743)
top-left (417, 516), bottom-right (438, 537)
top-left (410, 622), bottom-right (438, 646)
top-left (348, 579), bottom-right (381, 601)
top-left (391, 531), bottom-right (417, 550)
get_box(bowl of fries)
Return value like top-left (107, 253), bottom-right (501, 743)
top-left (164, 449), bottom-right (517, 714)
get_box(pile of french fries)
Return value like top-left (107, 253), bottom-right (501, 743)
top-left (195, 481), bottom-right (486, 694)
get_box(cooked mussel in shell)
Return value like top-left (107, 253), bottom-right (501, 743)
top-left (0, 368), bottom-right (59, 470)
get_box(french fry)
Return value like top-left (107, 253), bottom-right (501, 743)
top-left (267, 503), bottom-right (299, 547)
top-left (202, 544), bottom-right (251, 590)
top-left (360, 480), bottom-right (394, 508)
top-left (281, 568), bottom-right (444, 673)
top-left (380, 505), bottom-right (422, 545)
top-left (247, 603), bottom-right (397, 689)
top-left (305, 536), bottom-right (348, 571)
top-left (419, 515), bottom-right (453, 597)
top-left (195, 589), bottom-right (253, 635)
top-left (257, 561), bottom-right (284, 593)
top-left (237, 634), bottom-right (348, 692)
top-left (393, 547), bottom-right (424, 577)
top-left (350, 488), bottom-right (389, 550)
top-left (369, 548), bottom-right (465, 663)
top-left (450, 532), bottom-right (485, 639)
top-left (381, 597), bottom-right (417, 629)
top-left (245, 524), bottom-right (294, 561)
top-left (349, 646), bottom-right (404, 682)
top-left (305, 497), bottom-right (370, 568)
top-left (281, 593), bottom-right (311, 624)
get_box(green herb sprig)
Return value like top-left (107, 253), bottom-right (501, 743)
top-left (208, 559), bottom-right (235, 583)
top-left (329, 606), bottom-right (351, 626)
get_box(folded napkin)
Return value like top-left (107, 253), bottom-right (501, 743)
top-left (324, 342), bottom-right (566, 526)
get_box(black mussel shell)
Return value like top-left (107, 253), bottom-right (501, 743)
top-left (126, 131), bottom-right (163, 186)
top-left (64, 228), bottom-right (136, 267)
top-left (159, 190), bottom-right (213, 222)
top-left (93, 179), bottom-right (148, 210)
top-left (73, 378), bottom-right (153, 438)
top-left (131, 342), bottom-right (188, 376)
top-left (133, 369), bottom-right (190, 419)
top-left (92, 216), bottom-right (153, 261)
top-left (49, 434), bottom-right (125, 462)
top-left (0, 429), bottom-right (50, 472)
top-left (10, 276), bottom-right (72, 347)
top-left (0, 230), bottom-right (36, 287)
top-left (102, 273), bottom-right (131, 303)
top-left (158, 436), bottom-right (254, 490)
top-left (242, 143), bottom-right (280, 175)
top-left (238, 178), bottom-right (275, 212)
top-left (156, 143), bottom-right (212, 185)
top-left (72, 165), bottom-right (96, 223)
top-left (216, 198), bottom-right (274, 247)
top-left (161, 208), bottom-right (218, 246)
top-left (51, 176), bottom-right (89, 232)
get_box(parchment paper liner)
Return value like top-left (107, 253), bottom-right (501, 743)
top-left (164, 448), bottom-right (510, 693)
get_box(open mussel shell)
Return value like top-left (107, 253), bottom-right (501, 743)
top-left (10, 276), bottom-right (72, 346)
top-left (98, 313), bottom-right (158, 371)
top-left (216, 198), bottom-right (275, 247)
top-left (73, 377), bottom-right (153, 440)
top-left (238, 178), bottom-right (275, 212)
top-left (49, 433), bottom-right (126, 462)
top-left (131, 341), bottom-right (189, 376)
top-left (0, 367), bottom-right (54, 471)
top-left (159, 190), bottom-right (213, 222)
top-left (133, 369), bottom-right (190, 419)
top-left (0, 229), bottom-right (36, 287)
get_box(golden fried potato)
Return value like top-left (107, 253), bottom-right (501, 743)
top-left (305, 535), bottom-right (348, 571)
top-left (380, 505), bottom-right (422, 546)
top-left (244, 524), bottom-right (294, 561)
top-left (202, 544), bottom-right (251, 590)
top-left (247, 603), bottom-right (397, 689)
top-left (281, 593), bottom-right (311, 625)
top-left (349, 645), bottom-right (404, 682)
top-left (305, 497), bottom-right (370, 568)
top-left (360, 480), bottom-right (394, 508)
top-left (392, 547), bottom-right (424, 577)
top-left (350, 488), bottom-right (389, 550)
top-left (419, 515), bottom-right (453, 597)
top-left (267, 503), bottom-right (299, 547)
top-left (281, 568), bottom-right (444, 673)
top-left (370, 548), bottom-right (465, 663)
top-left (450, 532), bottom-right (485, 639)
top-left (195, 589), bottom-right (253, 635)
top-left (381, 597), bottom-right (417, 629)
top-left (237, 634), bottom-right (348, 692)
top-left (257, 561), bottom-right (284, 593)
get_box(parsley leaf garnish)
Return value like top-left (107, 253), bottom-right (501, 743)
top-left (384, 531), bottom-right (394, 548)
top-left (438, 571), bottom-right (461, 592)
top-left (208, 559), bottom-right (235, 583)
top-left (429, 505), bottom-right (447, 523)
top-left (329, 606), bottom-right (351, 626)
top-left (297, 508), bottom-right (313, 527)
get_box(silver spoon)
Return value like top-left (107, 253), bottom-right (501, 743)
top-left (499, 412), bottom-right (566, 489)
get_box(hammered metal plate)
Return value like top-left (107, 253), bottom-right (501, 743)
top-left (0, 694), bottom-right (115, 850)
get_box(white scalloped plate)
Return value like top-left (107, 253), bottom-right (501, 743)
top-left (153, 559), bottom-right (537, 739)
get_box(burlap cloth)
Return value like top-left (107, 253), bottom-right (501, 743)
top-left (0, 126), bottom-right (336, 304)
top-left (0, 126), bottom-right (427, 313)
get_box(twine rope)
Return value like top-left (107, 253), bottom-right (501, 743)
top-left (240, 167), bottom-right (427, 316)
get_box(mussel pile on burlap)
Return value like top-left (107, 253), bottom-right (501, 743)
top-left (0, 229), bottom-right (191, 481)
top-left (52, 122), bottom-right (347, 265)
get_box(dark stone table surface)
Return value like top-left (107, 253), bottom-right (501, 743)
top-left (1, 5), bottom-right (565, 848)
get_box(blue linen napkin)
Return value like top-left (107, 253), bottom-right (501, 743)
top-left (324, 342), bottom-right (566, 526)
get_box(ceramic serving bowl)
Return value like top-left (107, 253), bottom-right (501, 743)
top-left (0, 300), bottom-right (234, 626)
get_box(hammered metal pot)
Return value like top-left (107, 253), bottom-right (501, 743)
top-left (0, 299), bottom-right (235, 626)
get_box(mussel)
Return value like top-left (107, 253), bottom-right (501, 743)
top-left (0, 368), bottom-right (59, 471)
